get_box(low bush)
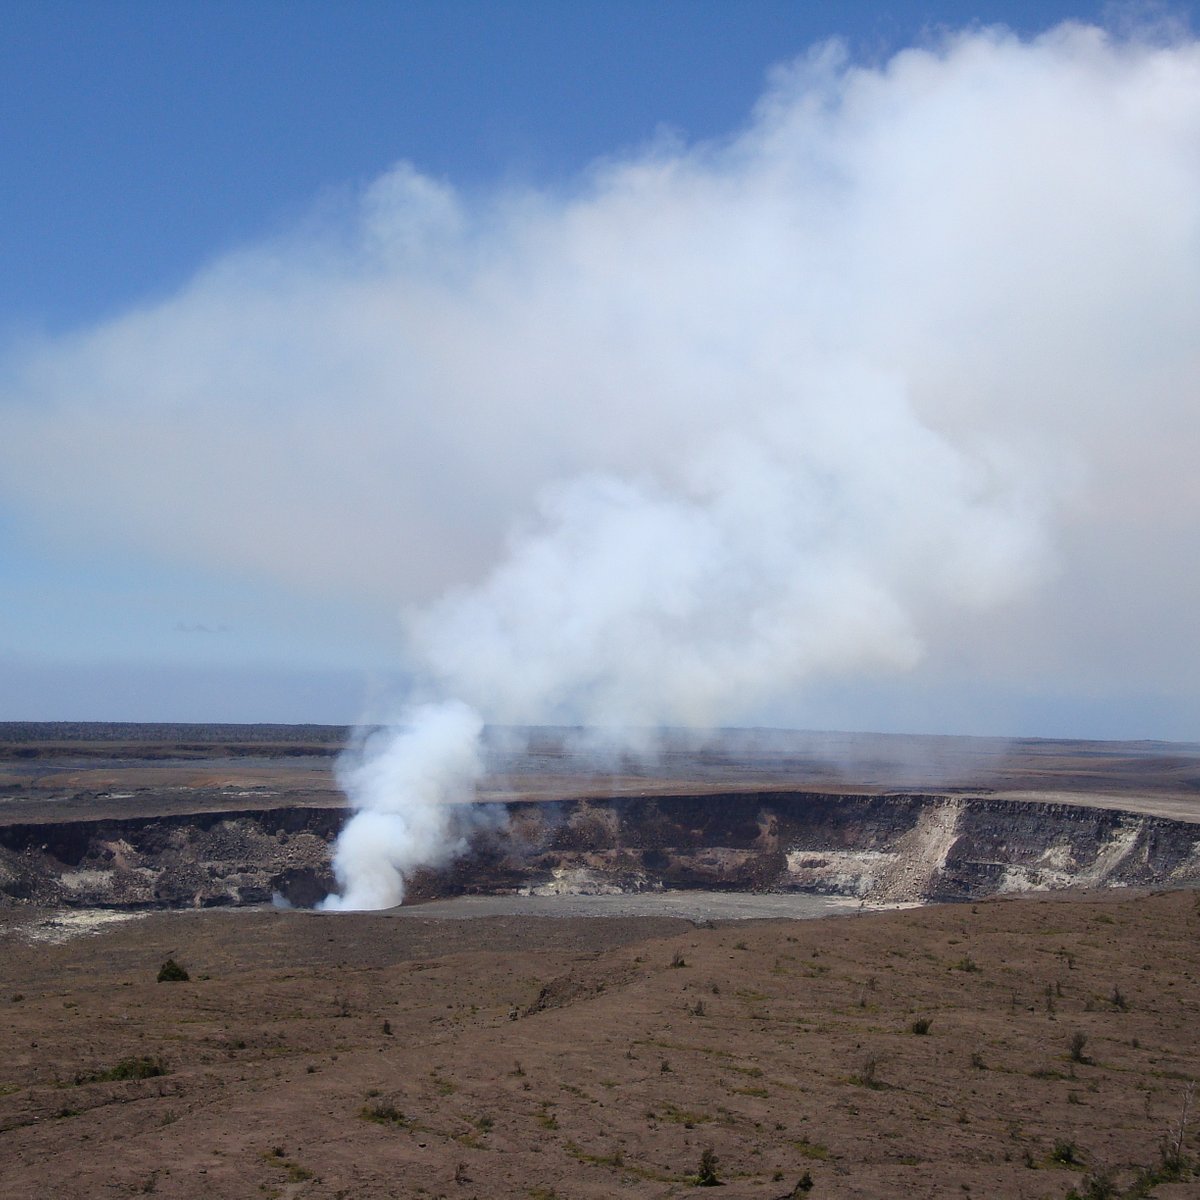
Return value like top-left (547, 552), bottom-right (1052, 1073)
top-left (75, 1056), bottom-right (167, 1085)
top-left (1051, 1139), bottom-right (1081, 1166)
top-left (360, 1098), bottom-right (406, 1125)
top-left (1068, 1031), bottom-right (1090, 1064)
top-left (156, 959), bottom-right (189, 983)
top-left (695, 1146), bottom-right (721, 1187)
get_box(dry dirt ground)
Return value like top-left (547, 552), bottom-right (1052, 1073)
top-left (1, 889), bottom-right (1198, 1199)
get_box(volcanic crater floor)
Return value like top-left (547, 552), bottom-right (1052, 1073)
top-left (2, 888), bottom-right (1199, 1199)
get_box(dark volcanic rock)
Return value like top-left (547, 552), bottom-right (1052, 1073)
top-left (0, 808), bottom-right (342, 909)
top-left (272, 865), bottom-right (338, 908)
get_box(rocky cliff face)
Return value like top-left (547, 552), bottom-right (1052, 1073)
top-left (2, 790), bottom-right (1198, 910)
top-left (434, 792), bottom-right (1200, 905)
top-left (0, 807), bottom-right (341, 909)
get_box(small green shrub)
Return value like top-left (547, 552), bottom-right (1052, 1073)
top-left (156, 959), bottom-right (189, 983)
top-left (1051, 1139), bottom-right (1080, 1166)
top-left (75, 1056), bottom-right (167, 1085)
top-left (781, 1172), bottom-right (814, 1195)
top-left (695, 1146), bottom-right (721, 1187)
top-left (360, 1099), bottom-right (406, 1125)
top-left (1068, 1032), bottom-right (1089, 1064)
top-left (1065, 1170), bottom-right (1119, 1199)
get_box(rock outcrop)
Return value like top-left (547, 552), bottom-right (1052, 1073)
top-left (0, 807), bottom-right (340, 908)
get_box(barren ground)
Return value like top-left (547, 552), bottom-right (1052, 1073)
top-left (2, 889), bottom-right (1198, 1199)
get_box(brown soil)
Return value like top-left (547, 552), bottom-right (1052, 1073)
top-left (1, 889), bottom-right (1198, 1199)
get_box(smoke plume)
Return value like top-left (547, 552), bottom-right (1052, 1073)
top-left (3, 22), bottom-right (1200, 904)
top-left (320, 701), bottom-right (484, 910)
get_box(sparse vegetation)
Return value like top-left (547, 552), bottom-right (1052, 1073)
top-left (695, 1146), bottom-right (721, 1187)
top-left (857, 975), bottom-right (878, 1007)
top-left (851, 1056), bottom-right (886, 1089)
top-left (75, 1056), bottom-right (167, 1084)
top-left (261, 1151), bottom-right (314, 1184)
top-left (1069, 1031), bottom-right (1090, 1064)
top-left (1158, 1079), bottom-right (1195, 1178)
top-left (1051, 1139), bottom-right (1081, 1166)
top-left (359, 1098), bottom-right (406, 1125)
top-left (791, 1139), bottom-right (829, 1160)
top-left (156, 959), bottom-right (188, 983)
top-left (1065, 1167), bottom-right (1118, 1199)
top-left (660, 1103), bottom-right (712, 1126)
top-left (911, 1017), bottom-right (931, 1035)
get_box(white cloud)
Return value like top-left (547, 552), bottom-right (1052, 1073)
top-left (3, 21), bottom-right (1200, 734)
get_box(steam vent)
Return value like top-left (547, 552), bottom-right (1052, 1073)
top-left (2, 723), bottom-right (1198, 912)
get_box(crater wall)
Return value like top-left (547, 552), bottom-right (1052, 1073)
top-left (2, 790), bottom-right (1198, 910)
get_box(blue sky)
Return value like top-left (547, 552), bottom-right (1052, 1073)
top-left (3, 2), bottom-right (1200, 736)
top-left (1, 0), bottom-right (1135, 332)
